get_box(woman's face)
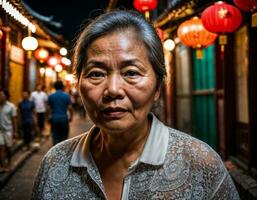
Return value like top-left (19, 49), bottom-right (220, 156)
top-left (79, 30), bottom-right (160, 134)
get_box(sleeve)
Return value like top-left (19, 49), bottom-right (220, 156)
top-left (201, 146), bottom-right (240, 200)
top-left (210, 169), bottom-right (240, 200)
top-left (189, 138), bottom-right (240, 200)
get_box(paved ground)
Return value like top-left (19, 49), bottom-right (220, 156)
top-left (0, 114), bottom-right (93, 200)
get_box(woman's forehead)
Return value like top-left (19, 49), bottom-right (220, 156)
top-left (87, 31), bottom-right (146, 55)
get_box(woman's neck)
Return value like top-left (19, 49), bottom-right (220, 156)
top-left (91, 117), bottom-right (151, 167)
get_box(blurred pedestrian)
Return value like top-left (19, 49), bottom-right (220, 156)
top-left (0, 90), bottom-right (17, 172)
top-left (18, 91), bottom-right (35, 150)
top-left (30, 84), bottom-right (47, 141)
top-left (47, 80), bottom-right (73, 145)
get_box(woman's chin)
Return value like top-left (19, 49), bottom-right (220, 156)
top-left (99, 121), bottom-right (132, 134)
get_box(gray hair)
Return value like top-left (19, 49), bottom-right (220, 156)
top-left (72, 10), bottom-right (166, 86)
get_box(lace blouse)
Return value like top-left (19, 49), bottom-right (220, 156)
top-left (31, 114), bottom-right (240, 200)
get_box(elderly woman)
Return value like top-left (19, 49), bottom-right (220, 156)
top-left (32, 10), bottom-right (239, 200)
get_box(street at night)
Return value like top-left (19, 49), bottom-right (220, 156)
top-left (1, 0), bottom-right (257, 199)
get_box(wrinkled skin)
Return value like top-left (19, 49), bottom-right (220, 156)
top-left (79, 30), bottom-right (160, 136)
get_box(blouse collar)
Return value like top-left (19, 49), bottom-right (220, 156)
top-left (70, 113), bottom-right (170, 167)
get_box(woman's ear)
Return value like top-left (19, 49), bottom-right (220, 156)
top-left (154, 84), bottom-right (161, 101)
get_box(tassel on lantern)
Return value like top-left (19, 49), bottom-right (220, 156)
top-left (218, 35), bottom-right (227, 60)
top-left (196, 49), bottom-right (203, 59)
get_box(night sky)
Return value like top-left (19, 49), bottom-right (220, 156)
top-left (23, 0), bottom-right (109, 42)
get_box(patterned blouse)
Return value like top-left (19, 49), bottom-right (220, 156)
top-left (31, 114), bottom-right (240, 200)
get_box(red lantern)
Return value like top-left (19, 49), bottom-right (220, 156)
top-left (133, 0), bottom-right (157, 12)
top-left (177, 17), bottom-right (217, 58)
top-left (201, 1), bottom-right (242, 57)
top-left (201, 1), bottom-right (242, 34)
top-left (178, 17), bottom-right (217, 49)
top-left (34, 48), bottom-right (49, 63)
top-left (133, 0), bottom-right (157, 19)
top-left (156, 27), bottom-right (164, 42)
top-left (233, 0), bottom-right (257, 12)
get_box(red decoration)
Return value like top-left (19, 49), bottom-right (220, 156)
top-left (201, 1), bottom-right (242, 33)
top-left (233, 0), bottom-right (257, 12)
top-left (177, 17), bottom-right (217, 49)
top-left (133, 0), bottom-right (157, 12)
top-left (156, 27), bottom-right (164, 41)
top-left (0, 29), bottom-right (3, 40)
top-left (34, 48), bottom-right (49, 63)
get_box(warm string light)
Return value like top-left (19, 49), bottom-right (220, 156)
top-left (0, 0), bottom-right (36, 33)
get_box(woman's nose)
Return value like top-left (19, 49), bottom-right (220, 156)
top-left (104, 74), bottom-right (124, 100)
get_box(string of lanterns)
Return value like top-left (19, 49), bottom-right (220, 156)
top-left (132, 0), bottom-right (253, 60)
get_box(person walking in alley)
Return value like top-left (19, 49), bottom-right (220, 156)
top-left (47, 80), bottom-right (73, 145)
top-left (18, 91), bottom-right (35, 150)
top-left (30, 84), bottom-right (47, 141)
top-left (0, 90), bottom-right (17, 172)
top-left (32, 10), bottom-right (239, 199)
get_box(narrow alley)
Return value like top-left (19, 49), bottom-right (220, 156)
top-left (0, 114), bottom-right (93, 200)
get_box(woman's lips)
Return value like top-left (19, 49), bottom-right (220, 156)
top-left (101, 107), bottom-right (128, 118)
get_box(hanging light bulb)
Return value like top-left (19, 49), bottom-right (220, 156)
top-left (55, 64), bottom-right (63, 72)
top-left (22, 36), bottom-right (38, 51)
top-left (163, 39), bottom-right (175, 51)
top-left (60, 47), bottom-right (68, 56)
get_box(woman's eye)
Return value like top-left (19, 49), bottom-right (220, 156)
top-left (124, 70), bottom-right (139, 77)
top-left (87, 71), bottom-right (105, 78)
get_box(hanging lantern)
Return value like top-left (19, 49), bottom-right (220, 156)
top-left (233, 0), bottom-right (257, 27)
top-left (0, 29), bottom-right (3, 40)
top-left (156, 27), bottom-right (164, 41)
top-left (233, 0), bottom-right (257, 12)
top-left (21, 36), bottom-right (38, 51)
top-left (201, 1), bottom-right (242, 55)
top-left (201, 2), bottom-right (242, 33)
top-left (133, 0), bottom-right (157, 19)
top-left (177, 17), bottom-right (217, 59)
top-left (34, 48), bottom-right (49, 63)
